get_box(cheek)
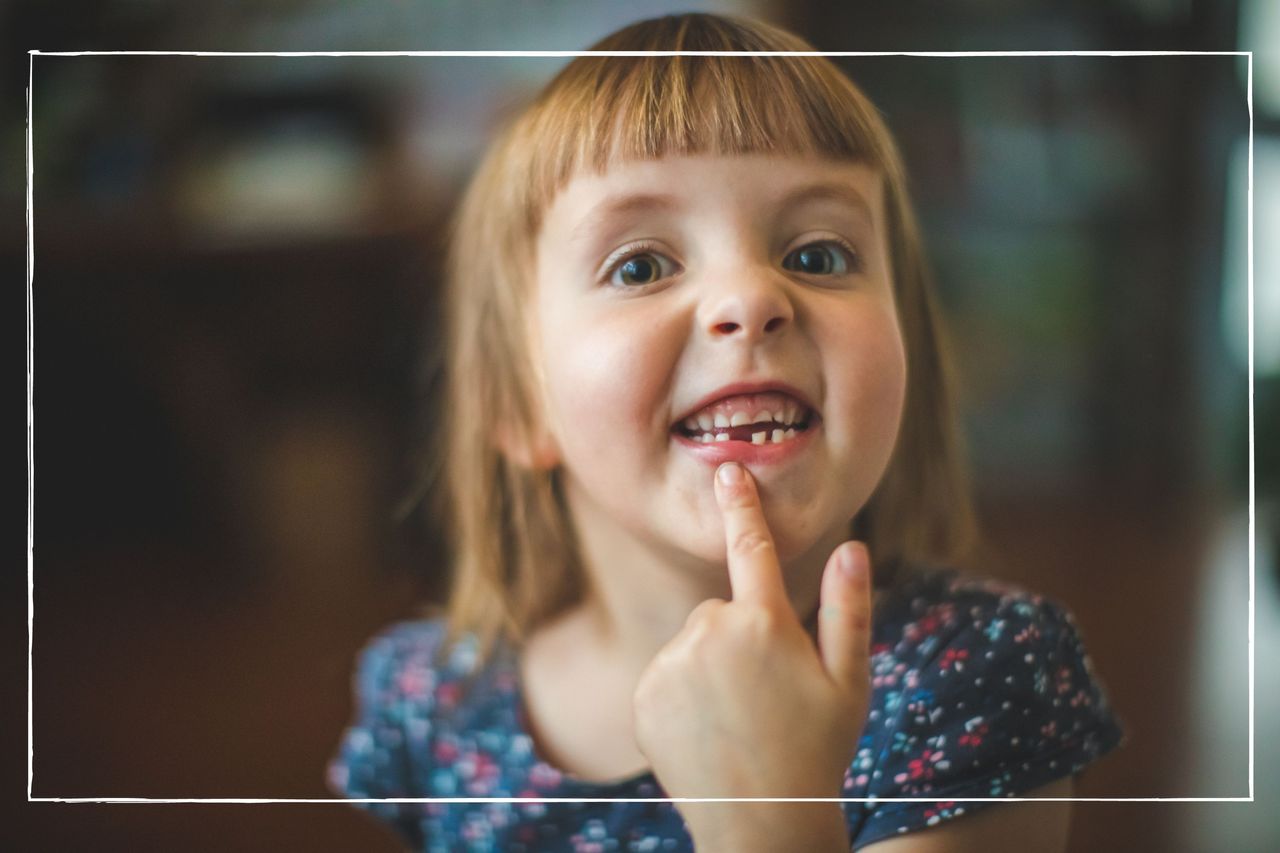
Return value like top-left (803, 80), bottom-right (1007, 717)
top-left (870, 323), bottom-right (908, 440)
top-left (542, 309), bottom-right (680, 458)
top-left (829, 306), bottom-right (908, 452)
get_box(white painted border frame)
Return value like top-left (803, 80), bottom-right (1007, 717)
top-left (25, 48), bottom-right (1255, 806)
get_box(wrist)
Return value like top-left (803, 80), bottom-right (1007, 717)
top-left (684, 801), bottom-right (848, 853)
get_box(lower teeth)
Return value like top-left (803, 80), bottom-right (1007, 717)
top-left (693, 426), bottom-right (803, 444)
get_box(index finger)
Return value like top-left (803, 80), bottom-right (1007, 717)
top-left (714, 462), bottom-right (788, 607)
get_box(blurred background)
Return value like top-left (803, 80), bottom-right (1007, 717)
top-left (11, 0), bottom-right (1277, 850)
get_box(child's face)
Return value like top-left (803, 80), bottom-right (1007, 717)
top-left (530, 153), bottom-right (906, 575)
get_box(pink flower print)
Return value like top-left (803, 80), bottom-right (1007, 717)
top-left (894, 748), bottom-right (949, 784)
top-left (958, 722), bottom-right (988, 748)
top-left (528, 761), bottom-right (563, 790)
top-left (1055, 666), bottom-right (1075, 695)
top-left (1041, 720), bottom-right (1058, 739)
top-left (435, 682), bottom-right (461, 709)
top-left (433, 738), bottom-right (459, 763)
top-left (904, 613), bottom-right (942, 644)
top-left (475, 751), bottom-right (499, 782)
top-left (939, 648), bottom-right (969, 672)
top-left (397, 667), bottom-right (430, 697)
top-left (462, 751), bottom-right (501, 795)
top-left (923, 801), bottom-right (962, 826)
top-left (1013, 623), bottom-right (1042, 645)
top-left (873, 662), bottom-right (907, 688)
top-left (460, 814), bottom-right (490, 843)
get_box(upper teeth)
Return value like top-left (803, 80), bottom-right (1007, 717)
top-left (684, 406), bottom-right (802, 433)
top-left (678, 395), bottom-right (809, 447)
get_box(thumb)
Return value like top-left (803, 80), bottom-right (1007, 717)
top-left (817, 541), bottom-right (873, 694)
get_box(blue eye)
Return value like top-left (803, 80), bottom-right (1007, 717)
top-left (607, 248), bottom-right (677, 287)
top-left (783, 241), bottom-right (858, 276)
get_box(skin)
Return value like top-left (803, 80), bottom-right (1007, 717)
top-left (519, 153), bottom-right (1074, 851)
top-left (637, 462), bottom-right (872, 849)
top-left (528, 153), bottom-right (905, 650)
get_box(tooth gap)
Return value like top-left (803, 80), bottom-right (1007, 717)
top-left (678, 404), bottom-right (814, 435)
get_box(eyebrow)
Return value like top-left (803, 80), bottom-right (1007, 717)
top-left (569, 193), bottom-right (678, 244)
top-left (568, 180), bottom-right (876, 245)
top-left (775, 182), bottom-right (876, 228)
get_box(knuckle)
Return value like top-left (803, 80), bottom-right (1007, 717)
top-left (685, 622), bottom-right (717, 657)
top-left (685, 597), bottom-right (726, 628)
top-left (682, 621), bottom-right (726, 666)
top-left (729, 528), bottom-right (774, 558)
top-left (746, 605), bottom-right (782, 635)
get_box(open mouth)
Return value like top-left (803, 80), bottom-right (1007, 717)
top-left (671, 397), bottom-right (818, 446)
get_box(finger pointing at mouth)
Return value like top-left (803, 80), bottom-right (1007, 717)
top-left (713, 462), bottom-right (788, 610)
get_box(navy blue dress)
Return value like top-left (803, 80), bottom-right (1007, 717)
top-left (328, 567), bottom-right (1124, 851)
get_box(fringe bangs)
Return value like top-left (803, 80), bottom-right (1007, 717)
top-left (507, 14), bottom-right (895, 236)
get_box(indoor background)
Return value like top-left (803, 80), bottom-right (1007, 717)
top-left (11, 0), bottom-right (1278, 850)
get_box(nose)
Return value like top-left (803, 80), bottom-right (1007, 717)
top-left (699, 264), bottom-right (795, 343)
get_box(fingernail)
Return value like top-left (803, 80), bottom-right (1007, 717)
top-left (841, 543), bottom-right (866, 578)
top-left (717, 462), bottom-right (744, 486)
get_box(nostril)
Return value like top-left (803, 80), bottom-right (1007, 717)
top-left (712, 318), bottom-right (786, 335)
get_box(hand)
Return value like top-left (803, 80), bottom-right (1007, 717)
top-left (632, 461), bottom-right (872, 850)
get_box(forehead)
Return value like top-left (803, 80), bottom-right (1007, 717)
top-left (539, 154), bottom-right (885, 244)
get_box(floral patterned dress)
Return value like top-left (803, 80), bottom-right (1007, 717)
top-left (329, 567), bottom-right (1124, 851)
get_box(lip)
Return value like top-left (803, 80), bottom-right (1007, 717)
top-left (671, 420), bottom-right (820, 466)
top-left (673, 380), bottom-right (819, 425)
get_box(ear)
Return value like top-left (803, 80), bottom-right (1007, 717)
top-left (491, 423), bottom-right (561, 471)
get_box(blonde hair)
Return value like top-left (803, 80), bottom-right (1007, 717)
top-left (430, 13), bottom-right (979, 662)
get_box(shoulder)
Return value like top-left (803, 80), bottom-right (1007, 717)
top-left (329, 617), bottom-right (485, 800)
top-left (353, 618), bottom-right (454, 688)
top-left (848, 567), bottom-right (1124, 847)
top-left (877, 566), bottom-right (1062, 635)
top-left (872, 567), bottom-right (1094, 679)
top-left (345, 616), bottom-right (496, 725)
top-left (872, 566), bottom-right (1121, 745)
top-left (360, 617), bottom-right (455, 663)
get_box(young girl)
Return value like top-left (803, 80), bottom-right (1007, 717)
top-left (329, 13), bottom-right (1124, 852)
